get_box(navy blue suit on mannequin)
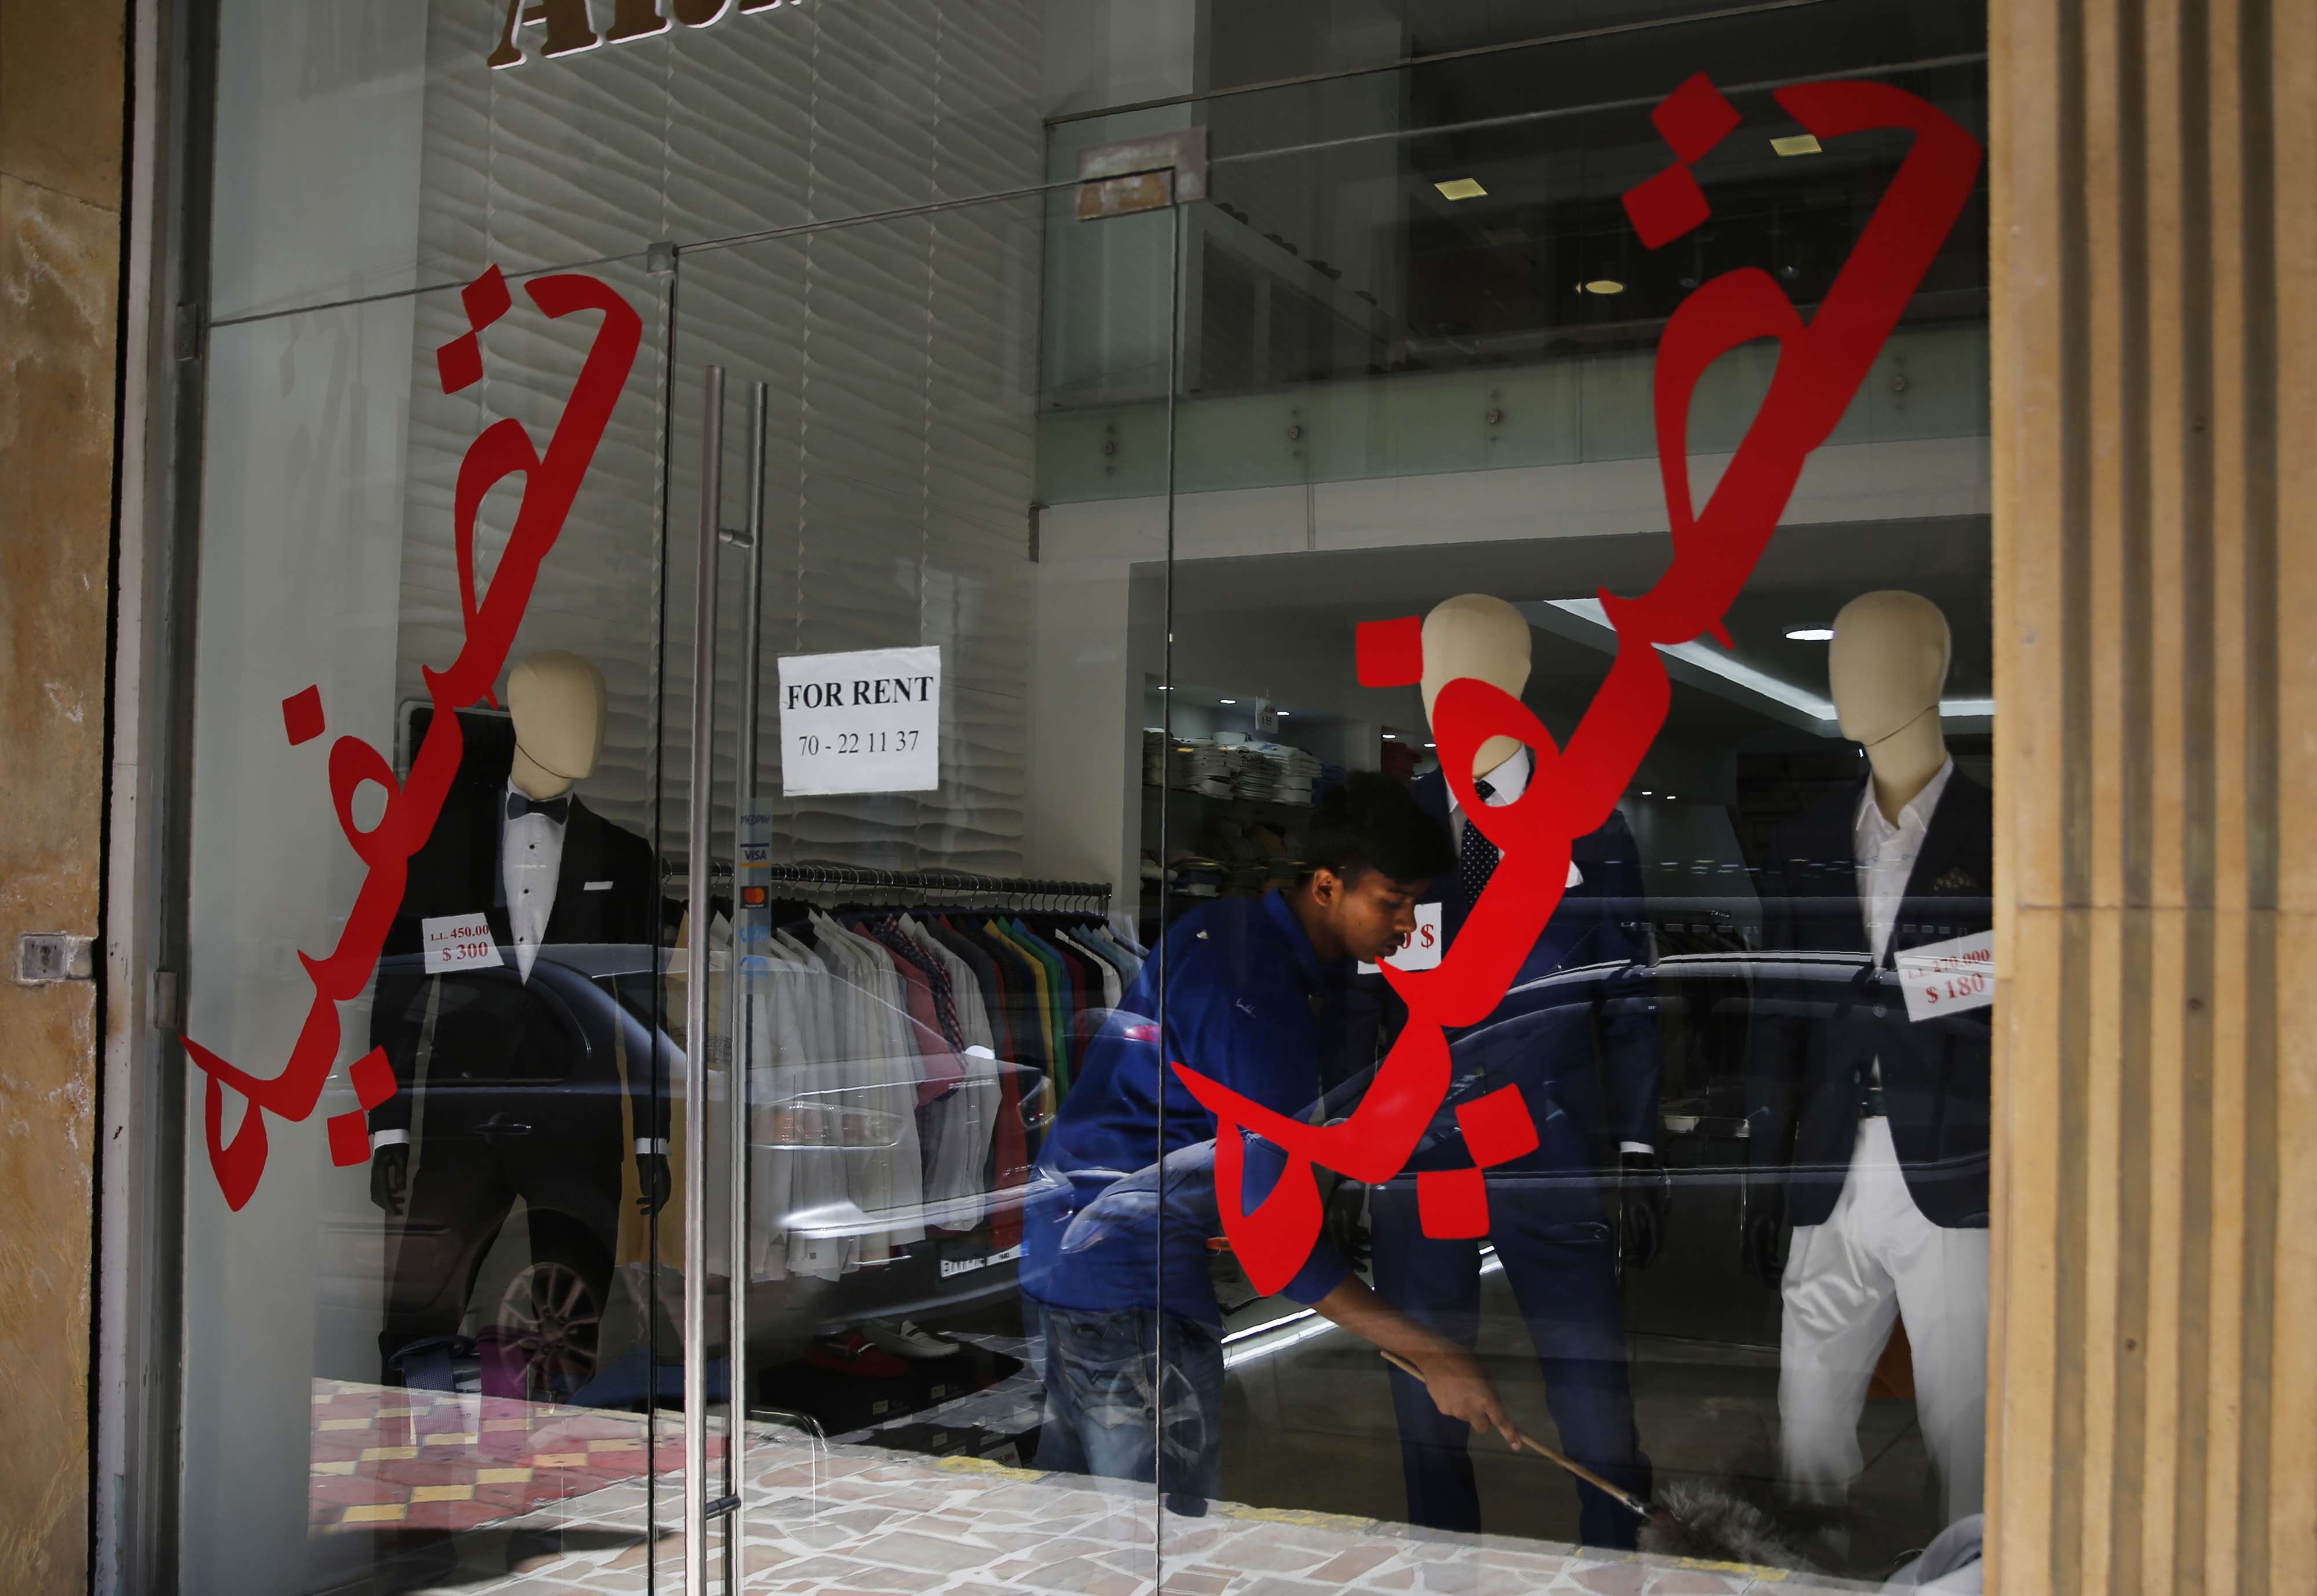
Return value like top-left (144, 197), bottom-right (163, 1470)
top-left (1369, 760), bottom-right (1658, 1549)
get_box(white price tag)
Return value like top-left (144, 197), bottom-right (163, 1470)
top-left (776, 645), bottom-right (941, 796)
top-left (1360, 902), bottom-right (1444, 974)
top-left (1895, 929), bottom-right (1995, 1022)
top-left (422, 913), bottom-right (503, 975)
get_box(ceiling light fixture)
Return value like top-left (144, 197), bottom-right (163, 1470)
top-left (1219, 698), bottom-right (1236, 704)
top-left (1580, 279), bottom-right (1626, 295)
top-left (1434, 177), bottom-right (1487, 200)
top-left (1785, 626), bottom-right (1836, 642)
top-left (1771, 133), bottom-right (1823, 157)
top-left (1382, 733), bottom-right (1398, 740)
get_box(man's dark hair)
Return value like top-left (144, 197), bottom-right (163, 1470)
top-left (1299, 771), bottom-right (1454, 887)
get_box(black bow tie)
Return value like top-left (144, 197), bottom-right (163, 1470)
top-left (506, 790), bottom-right (571, 823)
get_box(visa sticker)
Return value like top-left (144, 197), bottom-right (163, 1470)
top-left (422, 914), bottom-right (503, 975)
top-left (1895, 929), bottom-right (1994, 1022)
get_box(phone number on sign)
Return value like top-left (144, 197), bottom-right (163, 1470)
top-left (795, 730), bottom-right (921, 757)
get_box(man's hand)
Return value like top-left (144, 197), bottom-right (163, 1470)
top-left (370, 1144), bottom-right (410, 1216)
top-left (1743, 1180), bottom-right (1787, 1289)
top-left (1618, 1150), bottom-right (1672, 1272)
top-left (637, 1151), bottom-right (672, 1217)
top-left (1403, 1337), bottom-right (1520, 1450)
top-left (1310, 1276), bottom-right (1518, 1450)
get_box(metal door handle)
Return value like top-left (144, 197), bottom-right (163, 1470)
top-left (682, 365), bottom-right (723, 1596)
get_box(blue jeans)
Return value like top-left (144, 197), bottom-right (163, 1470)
top-left (1028, 1302), bottom-right (1225, 1515)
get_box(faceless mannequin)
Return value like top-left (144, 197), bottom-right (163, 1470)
top-left (370, 647), bottom-right (667, 1224)
top-left (507, 650), bottom-right (608, 800)
top-left (1420, 594), bottom-right (1532, 780)
top-left (1829, 591), bottom-right (1950, 825)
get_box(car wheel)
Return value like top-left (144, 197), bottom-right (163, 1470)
top-left (487, 1220), bottom-right (610, 1402)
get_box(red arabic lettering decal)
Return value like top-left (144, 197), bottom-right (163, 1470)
top-left (186, 266), bottom-right (643, 1211)
top-left (1175, 76), bottom-right (1985, 1294)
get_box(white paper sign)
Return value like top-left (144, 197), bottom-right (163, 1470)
top-left (776, 645), bottom-right (942, 796)
top-left (1360, 902), bottom-right (1445, 974)
top-left (1895, 929), bottom-right (1995, 1022)
top-left (422, 913), bottom-right (503, 975)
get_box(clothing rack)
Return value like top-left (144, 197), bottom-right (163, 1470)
top-left (666, 862), bottom-right (1112, 907)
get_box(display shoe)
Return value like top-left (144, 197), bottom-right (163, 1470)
top-left (805, 1330), bottom-right (913, 1379)
top-left (860, 1318), bottom-right (964, 1360)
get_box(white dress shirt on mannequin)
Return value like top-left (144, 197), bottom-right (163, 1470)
top-left (502, 781), bottom-right (567, 985)
top-left (1854, 755), bottom-right (1954, 964)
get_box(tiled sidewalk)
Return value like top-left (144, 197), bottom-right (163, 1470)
top-left (310, 1379), bottom-right (1873, 1596)
top-left (308, 1379), bottom-right (723, 1533)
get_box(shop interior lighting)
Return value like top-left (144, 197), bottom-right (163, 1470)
top-left (1434, 177), bottom-right (1488, 200)
top-left (1771, 133), bottom-right (1824, 156)
top-left (1540, 598), bottom-right (1994, 729)
top-left (1580, 279), bottom-right (1626, 295)
top-left (1785, 626), bottom-right (1836, 641)
top-left (1219, 698), bottom-right (1236, 704)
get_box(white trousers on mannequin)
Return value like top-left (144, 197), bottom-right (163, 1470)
top-left (1779, 1117), bottom-right (1989, 1524)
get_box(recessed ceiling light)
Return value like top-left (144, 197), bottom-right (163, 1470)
top-left (1771, 133), bottom-right (1823, 157)
top-left (1424, 741), bottom-right (1437, 749)
top-left (1434, 178), bottom-right (1487, 201)
top-left (1580, 279), bottom-right (1625, 295)
top-left (1275, 710), bottom-right (1291, 717)
top-left (1156, 684), bottom-right (1170, 691)
top-left (1383, 733), bottom-right (1398, 740)
top-left (1666, 795), bottom-right (1678, 801)
top-left (1642, 789), bottom-right (1653, 796)
top-left (1219, 698), bottom-right (1236, 704)
top-left (1785, 626), bottom-right (1836, 642)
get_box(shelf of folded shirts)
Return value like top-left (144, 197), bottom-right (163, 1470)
top-left (1141, 784), bottom-right (1314, 817)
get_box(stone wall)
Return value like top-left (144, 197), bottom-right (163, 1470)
top-left (0, 1), bottom-right (127, 1591)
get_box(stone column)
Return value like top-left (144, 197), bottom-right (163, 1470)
top-left (0, 2), bottom-right (129, 1593)
top-left (1988, 0), bottom-right (2315, 1591)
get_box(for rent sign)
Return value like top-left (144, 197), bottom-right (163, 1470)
top-left (776, 645), bottom-right (942, 796)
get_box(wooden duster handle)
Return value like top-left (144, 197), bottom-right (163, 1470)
top-left (1380, 1350), bottom-right (1653, 1522)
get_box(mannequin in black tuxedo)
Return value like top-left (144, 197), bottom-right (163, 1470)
top-left (1744, 592), bottom-right (1991, 1525)
top-left (367, 652), bottom-right (663, 1378)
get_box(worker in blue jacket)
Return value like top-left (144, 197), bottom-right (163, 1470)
top-left (1021, 774), bottom-right (1515, 1514)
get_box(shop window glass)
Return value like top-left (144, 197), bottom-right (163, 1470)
top-left (173, 4), bottom-right (1993, 1593)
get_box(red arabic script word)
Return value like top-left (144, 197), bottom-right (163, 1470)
top-left (1175, 76), bottom-right (1984, 1295)
top-left (185, 266), bottom-right (642, 1211)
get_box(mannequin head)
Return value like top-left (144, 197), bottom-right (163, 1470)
top-left (1420, 594), bottom-right (1532, 780)
top-left (1829, 591), bottom-right (1950, 817)
top-left (506, 650), bottom-right (608, 800)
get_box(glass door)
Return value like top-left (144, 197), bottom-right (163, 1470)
top-left (657, 184), bottom-right (1181, 1593)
